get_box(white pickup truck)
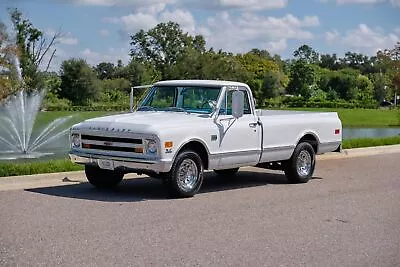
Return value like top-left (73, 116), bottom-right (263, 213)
top-left (69, 80), bottom-right (342, 197)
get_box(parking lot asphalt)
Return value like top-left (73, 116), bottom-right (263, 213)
top-left (0, 151), bottom-right (399, 266)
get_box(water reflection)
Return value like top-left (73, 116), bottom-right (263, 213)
top-left (343, 128), bottom-right (400, 139)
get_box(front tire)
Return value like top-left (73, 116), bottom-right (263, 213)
top-left (283, 142), bottom-right (315, 183)
top-left (166, 150), bottom-right (204, 198)
top-left (85, 165), bottom-right (124, 188)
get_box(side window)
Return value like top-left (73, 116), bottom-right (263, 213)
top-left (220, 89), bottom-right (251, 115)
top-left (181, 87), bottom-right (220, 110)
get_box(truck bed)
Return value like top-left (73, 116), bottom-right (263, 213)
top-left (255, 109), bottom-right (342, 163)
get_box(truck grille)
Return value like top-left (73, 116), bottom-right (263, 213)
top-left (81, 135), bottom-right (142, 144)
top-left (81, 134), bottom-right (144, 154)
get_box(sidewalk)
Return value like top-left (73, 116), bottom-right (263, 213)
top-left (317, 144), bottom-right (400, 160)
top-left (1, 145), bottom-right (400, 191)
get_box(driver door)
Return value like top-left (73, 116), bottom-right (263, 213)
top-left (215, 88), bottom-right (261, 168)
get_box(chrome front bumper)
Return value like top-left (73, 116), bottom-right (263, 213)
top-left (69, 153), bottom-right (173, 173)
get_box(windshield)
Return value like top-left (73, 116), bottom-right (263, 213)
top-left (139, 86), bottom-right (221, 114)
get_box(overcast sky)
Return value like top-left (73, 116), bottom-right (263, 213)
top-left (0, 0), bottom-right (399, 71)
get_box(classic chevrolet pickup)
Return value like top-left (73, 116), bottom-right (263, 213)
top-left (69, 80), bottom-right (342, 197)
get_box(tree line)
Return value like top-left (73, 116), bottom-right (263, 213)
top-left (1, 9), bottom-right (399, 109)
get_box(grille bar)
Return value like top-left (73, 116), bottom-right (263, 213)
top-left (81, 135), bottom-right (142, 144)
top-left (82, 143), bottom-right (140, 153)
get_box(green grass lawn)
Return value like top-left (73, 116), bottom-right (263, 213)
top-left (34, 111), bottom-right (114, 130)
top-left (284, 108), bottom-right (400, 127)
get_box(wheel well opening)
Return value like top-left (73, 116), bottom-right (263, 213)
top-left (299, 134), bottom-right (318, 153)
top-left (179, 141), bottom-right (209, 170)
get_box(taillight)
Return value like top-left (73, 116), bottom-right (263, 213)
top-left (335, 129), bottom-right (340, 135)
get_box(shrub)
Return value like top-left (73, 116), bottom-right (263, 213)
top-left (263, 96), bottom-right (378, 109)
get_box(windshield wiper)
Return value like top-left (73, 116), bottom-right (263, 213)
top-left (137, 106), bottom-right (157, 111)
top-left (165, 107), bottom-right (190, 114)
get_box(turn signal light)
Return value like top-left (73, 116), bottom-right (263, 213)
top-left (135, 147), bottom-right (144, 153)
top-left (164, 141), bottom-right (173, 148)
top-left (82, 143), bottom-right (91, 148)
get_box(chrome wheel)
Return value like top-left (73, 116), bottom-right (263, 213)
top-left (296, 150), bottom-right (312, 177)
top-left (177, 158), bottom-right (199, 192)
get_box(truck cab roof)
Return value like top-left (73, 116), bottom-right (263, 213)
top-left (153, 80), bottom-right (249, 88)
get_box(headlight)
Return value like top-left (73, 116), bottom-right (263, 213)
top-left (71, 134), bottom-right (81, 149)
top-left (145, 139), bottom-right (157, 154)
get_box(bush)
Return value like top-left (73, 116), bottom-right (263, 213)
top-left (44, 103), bottom-right (130, 112)
top-left (43, 94), bottom-right (72, 111)
top-left (0, 160), bottom-right (83, 177)
top-left (263, 96), bottom-right (378, 109)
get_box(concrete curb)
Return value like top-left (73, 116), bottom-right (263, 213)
top-left (1, 145), bottom-right (400, 191)
top-left (317, 144), bottom-right (400, 160)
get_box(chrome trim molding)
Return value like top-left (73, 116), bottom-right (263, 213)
top-left (209, 149), bottom-right (261, 159)
top-left (320, 141), bottom-right (341, 146)
top-left (263, 145), bottom-right (295, 152)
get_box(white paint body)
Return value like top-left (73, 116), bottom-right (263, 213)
top-left (69, 80), bottom-right (342, 173)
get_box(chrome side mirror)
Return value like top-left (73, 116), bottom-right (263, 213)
top-left (232, 90), bottom-right (244, 119)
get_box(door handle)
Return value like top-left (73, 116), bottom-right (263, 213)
top-left (249, 122), bottom-right (258, 128)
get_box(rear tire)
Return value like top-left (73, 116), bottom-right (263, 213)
top-left (283, 142), bottom-right (315, 183)
top-left (166, 150), bottom-right (204, 198)
top-left (85, 165), bottom-right (124, 188)
top-left (214, 168), bottom-right (239, 178)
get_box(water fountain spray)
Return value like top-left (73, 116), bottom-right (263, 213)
top-left (0, 55), bottom-right (74, 159)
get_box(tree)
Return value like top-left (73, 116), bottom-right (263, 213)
top-left (95, 62), bottom-right (115, 80)
top-left (168, 49), bottom-right (249, 82)
top-left (393, 72), bottom-right (400, 100)
top-left (130, 22), bottom-right (204, 79)
top-left (248, 48), bottom-right (272, 59)
top-left (370, 73), bottom-right (388, 102)
top-left (319, 54), bottom-right (340, 70)
top-left (59, 59), bottom-right (99, 105)
top-left (235, 51), bottom-right (283, 102)
top-left (324, 69), bottom-right (359, 100)
top-left (236, 52), bottom-right (279, 79)
top-left (0, 22), bottom-right (14, 100)
top-left (293, 44), bottom-right (319, 64)
top-left (8, 8), bottom-right (59, 89)
top-left (117, 60), bottom-right (160, 90)
top-left (287, 60), bottom-right (316, 99)
top-left (262, 71), bottom-right (285, 99)
top-left (99, 78), bottom-right (131, 103)
top-left (355, 74), bottom-right (374, 102)
top-left (377, 42), bottom-right (400, 101)
top-left (386, 42), bottom-right (400, 100)
top-left (339, 52), bottom-right (379, 74)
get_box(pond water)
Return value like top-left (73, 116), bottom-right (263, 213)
top-left (342, 128), bottom-right (400, 139)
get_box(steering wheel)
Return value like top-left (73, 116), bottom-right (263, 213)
top-left (200, 100), bottom-right (216, 109)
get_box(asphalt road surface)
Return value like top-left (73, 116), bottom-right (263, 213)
top-left (0, 153), bottom-right (399, 266)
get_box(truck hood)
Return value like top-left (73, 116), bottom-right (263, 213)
top-left (72, 111), bottom-right (210, 134)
